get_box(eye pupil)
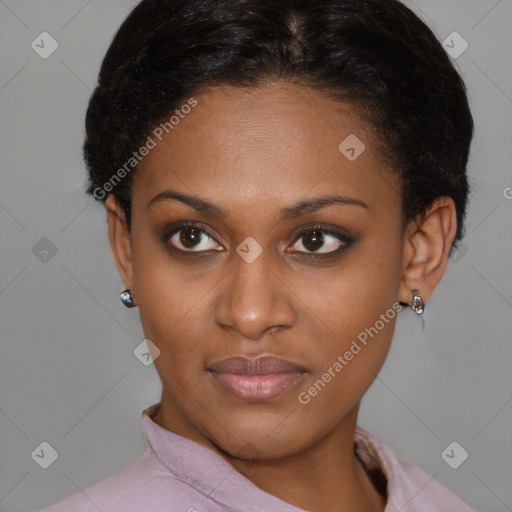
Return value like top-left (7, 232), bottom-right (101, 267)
top-left (180, 226), bottom-right (202, 248)
top-left (303, 230), bottom-right (324, 252)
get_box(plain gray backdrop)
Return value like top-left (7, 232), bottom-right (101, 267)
top-left (0, 1), bottom-right (511, 511)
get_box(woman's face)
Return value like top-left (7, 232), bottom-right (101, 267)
top-left (121, 81), bottom-right (409, 457)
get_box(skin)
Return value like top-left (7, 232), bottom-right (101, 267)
top-left (105, 81), bottom-right (457, 512)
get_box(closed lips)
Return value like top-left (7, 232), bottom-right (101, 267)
top-left (208, 355), bottom-right (307, 402)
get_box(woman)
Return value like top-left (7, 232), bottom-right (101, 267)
top-left (42, 0), bottom-right (477, 510)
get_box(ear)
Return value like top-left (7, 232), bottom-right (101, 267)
top-left (399, 197), bottom-right (458, 306)
top-left (105, 195), bottom-right (135, 300)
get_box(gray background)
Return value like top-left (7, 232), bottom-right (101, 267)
top-left (0, 1), bottom-right (511, 511)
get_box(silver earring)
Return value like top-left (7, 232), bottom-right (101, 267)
top-left (120, 288), bottom-right (136, 308)
top-left (410, 288), bottom-right (424, 315)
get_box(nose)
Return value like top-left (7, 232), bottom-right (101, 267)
top-left (213, 251), bottom-right (296, 341)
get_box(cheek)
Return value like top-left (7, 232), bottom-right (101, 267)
top-left (294, 273), bottom-right (401, 429)
top-left (297, 235), bottom-right (403, 384)
top-left (130, 229), bottom-right (202, 354)
top-left (301, 233), bottom-right (403, 333)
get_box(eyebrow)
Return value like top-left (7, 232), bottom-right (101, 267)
top-left (146, 190), bottom-right (368, 220)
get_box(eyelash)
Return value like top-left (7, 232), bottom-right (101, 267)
top-left (162, 221), bottom-right (354, 260)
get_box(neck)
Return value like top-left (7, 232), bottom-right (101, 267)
top-left (219, 410), bottom-right (386, 512)
top-left (153, 398), bottom-right (386, 512)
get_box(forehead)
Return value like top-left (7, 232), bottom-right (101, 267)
top-left (133, 81), bottom-right (399, 219)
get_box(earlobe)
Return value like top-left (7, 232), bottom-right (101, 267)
top-left (105, 195), bottom-right (134, 297)
top-left (399, 197), bottom-right (458, 307)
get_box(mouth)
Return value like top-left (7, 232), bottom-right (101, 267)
top-left (207, 355), bottom-right (307, 403)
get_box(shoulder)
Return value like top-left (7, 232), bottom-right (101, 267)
top-left (354, 426), bottom-right (478, 512)
top-left (394, 461), bottom-right (478, 511)
top-left (39, 449), bottom-right (203, 512)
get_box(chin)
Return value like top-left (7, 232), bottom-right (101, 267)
top-left (202, 408), bottom-right (315, 460)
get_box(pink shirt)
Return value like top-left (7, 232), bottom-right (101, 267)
top-left (41, 402), bottom-right (477, 511)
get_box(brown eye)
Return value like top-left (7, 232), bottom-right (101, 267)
top-left (167, 224), bottom-right (223, 253)
top-left (301, 230), bottom-right (324, 252)
top-left (179, 226), bottom-right (203, 249)
top-left (290, 227), bottom-right (349, 255)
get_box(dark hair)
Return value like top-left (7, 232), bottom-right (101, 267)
top-left (84, 0), bottom-right (474, 248)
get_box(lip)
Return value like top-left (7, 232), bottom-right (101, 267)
top-left (208, 355), bottom-right (307, 403)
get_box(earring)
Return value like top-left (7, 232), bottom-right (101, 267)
top-left (120, 288), bottom-right (136, 308)
top-left (410, 288), bottom-right (424, 315)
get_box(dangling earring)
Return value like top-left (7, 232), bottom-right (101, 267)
top-left (120, 288), bottom-right (136, 308)
top-left (410, 288), bottom-right (424, 315)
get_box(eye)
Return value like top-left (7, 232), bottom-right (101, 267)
top-left (166, 223), bottom-right (223, 253)
top-left (163, 222), bottom-right (353, 257)
top-left (289, 226), bottom-right (351, 255)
